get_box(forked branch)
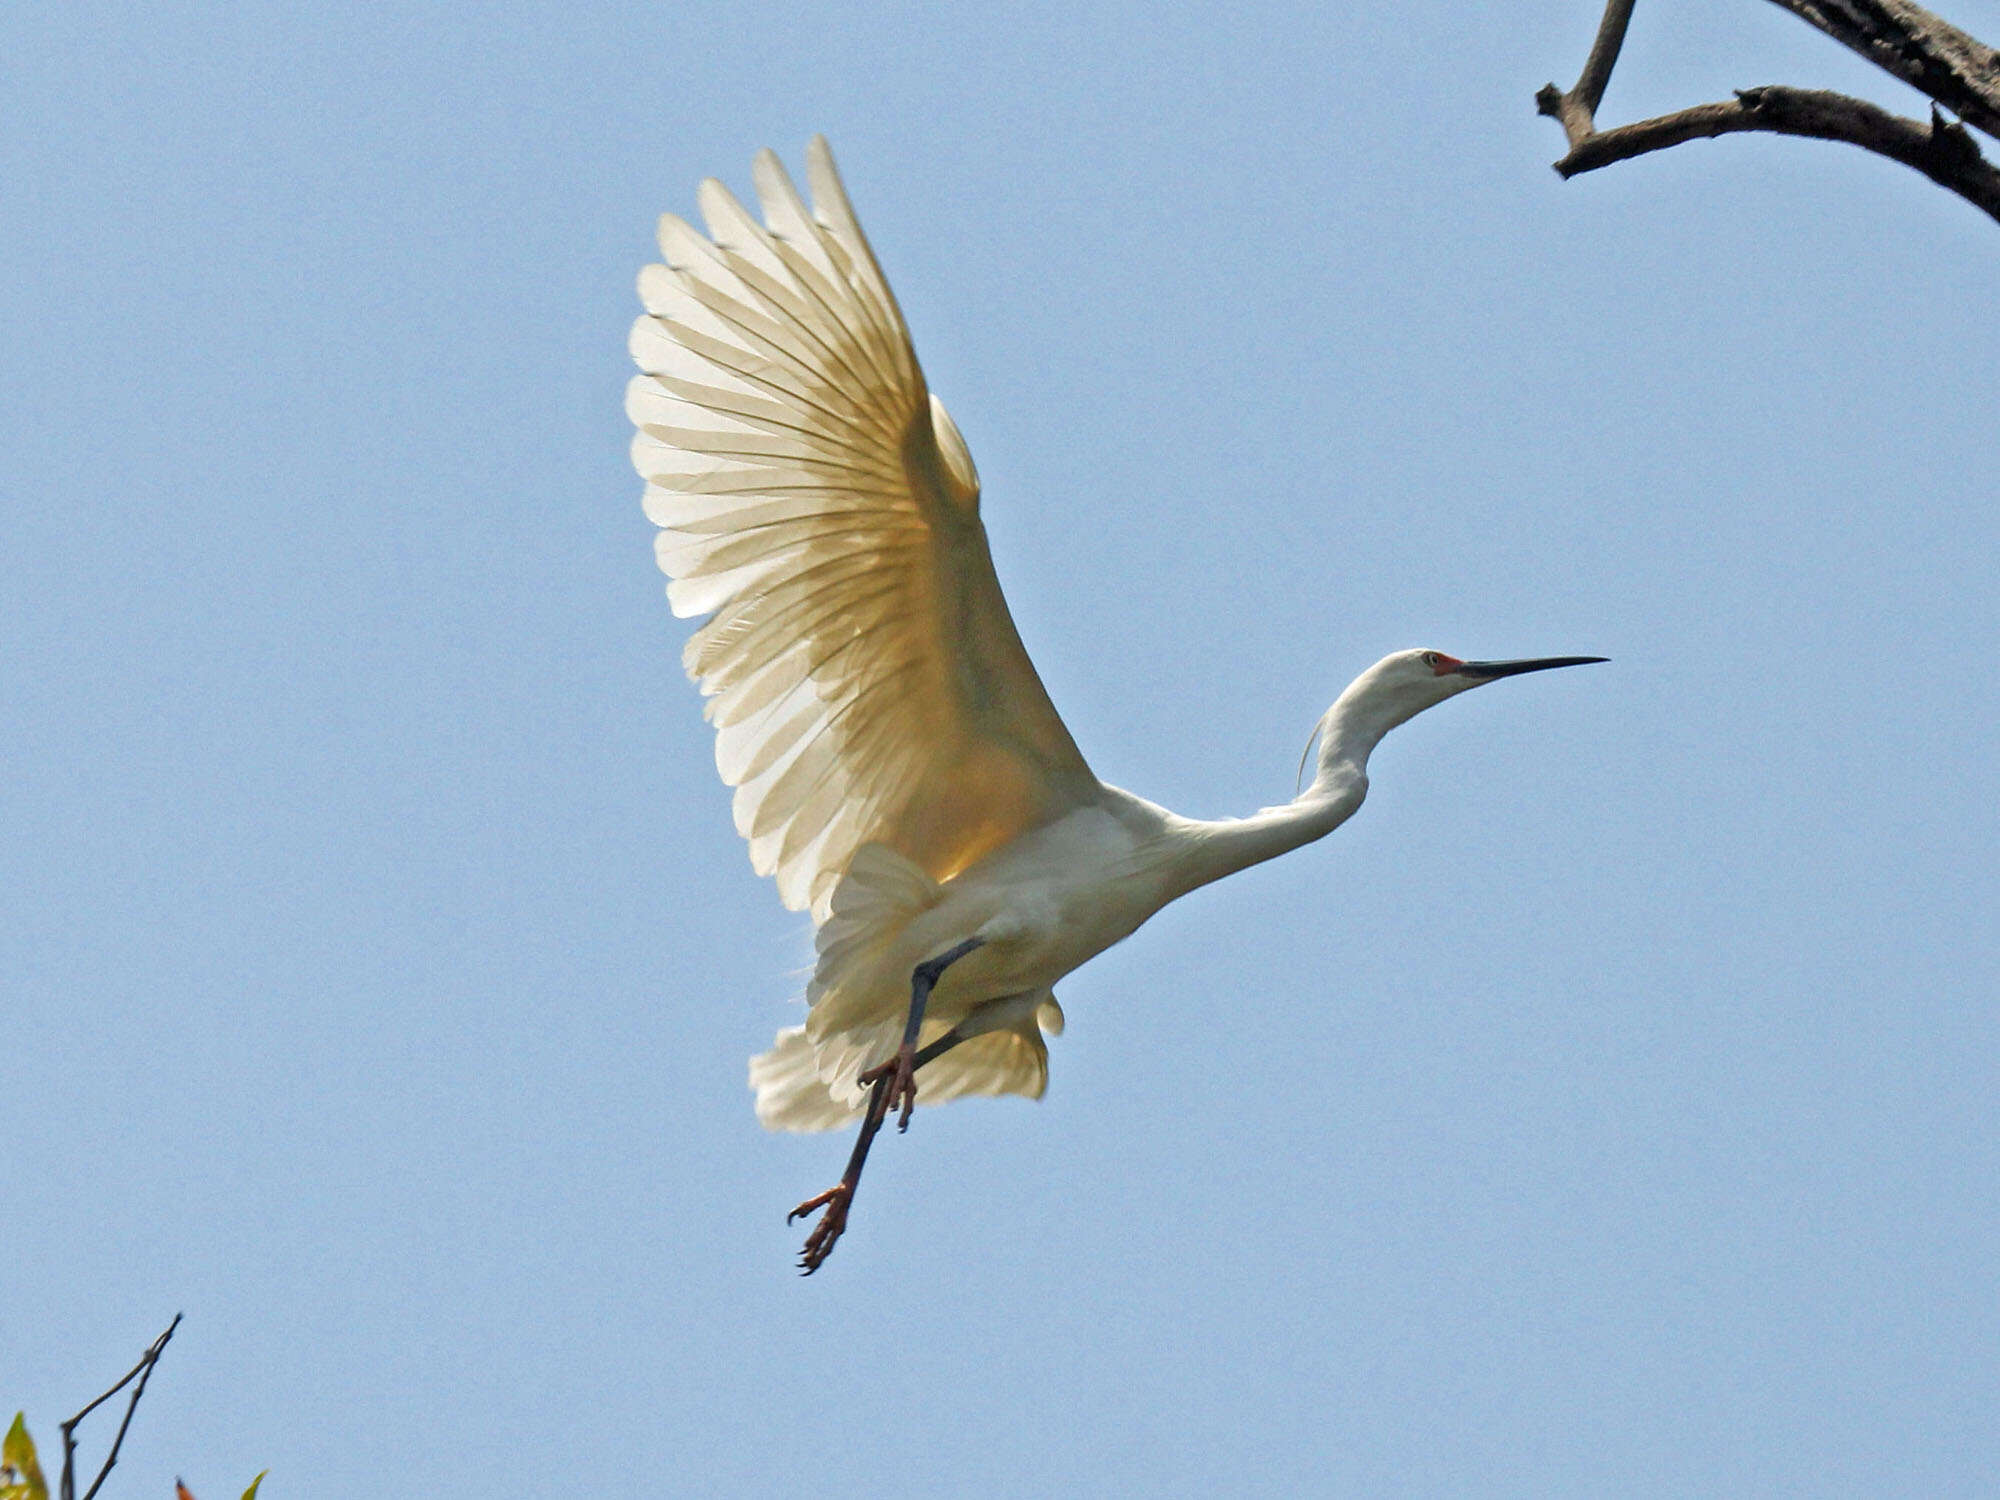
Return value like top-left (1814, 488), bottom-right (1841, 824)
top-left (59, 1313), bottom-right (181, 1500)
top-left (1537, 0), bottom-right (2000, 225)
top-left (1539, 0), bottom-right (1637, 143)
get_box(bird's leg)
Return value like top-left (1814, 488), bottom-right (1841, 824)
top-left (787, 1067), bottom-right (894, 1274)
top-left (786, 1021), bottom-right (978, 1274)
top-left (862, 936), bottom-right (984, 1132)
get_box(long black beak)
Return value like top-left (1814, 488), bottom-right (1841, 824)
top-left (1455, 656), bottom-right (1608, 680)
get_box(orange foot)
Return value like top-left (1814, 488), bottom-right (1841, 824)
top-left (787, 1182), bottom-right (854, 1274)
top-left (860, 1045), bottom-right (919, 1131)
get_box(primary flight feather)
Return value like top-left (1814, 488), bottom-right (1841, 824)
top-left (628, 140), bottom-right (1094, 919)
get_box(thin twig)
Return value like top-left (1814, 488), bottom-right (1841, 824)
top-left (59, 1314), bottom-right (182, 1500)
top-left (1556, 86), bottom-right (2000, 223)
top-left (1537, 0), bottom-right (1638, 144)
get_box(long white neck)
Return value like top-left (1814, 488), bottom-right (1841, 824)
top-left (1163, 684), bottom-right (1400, 899)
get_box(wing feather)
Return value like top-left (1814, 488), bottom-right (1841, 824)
top-left (630, 138), bottom-right (1094, 918)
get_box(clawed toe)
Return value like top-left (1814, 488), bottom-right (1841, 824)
top-left (787, 1186), bottom-right (840, 1226)
top-left (862, 1047), bottom-right (920, 1132)
top-left (791, 1183), bottom-right (853, 1273)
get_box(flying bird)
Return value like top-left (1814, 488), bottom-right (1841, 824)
top-left (627, 138), bottom-right (1603, 1272)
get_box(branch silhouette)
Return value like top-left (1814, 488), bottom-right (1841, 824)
top-left (1538, 0), bottom-right (2000, 224)
top-left (58, 1314), bottom-right (180, 1500)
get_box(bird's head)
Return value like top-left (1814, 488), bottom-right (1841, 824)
top-left (1359, 648), bottom-right (1607, 722)
top-left (1306, 648), bottom-right (1606, 785)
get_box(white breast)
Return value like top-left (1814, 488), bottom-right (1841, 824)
top-left (914, 794), bottom-right (1181, 995)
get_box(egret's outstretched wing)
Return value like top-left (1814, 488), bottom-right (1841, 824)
top-left (628, 138), bottom-right (1096, 919)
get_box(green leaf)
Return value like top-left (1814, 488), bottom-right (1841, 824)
top-left (240, 1471), bottom-right (269, 1500)
top-left (1, 1413), bottom-right (48, 1500)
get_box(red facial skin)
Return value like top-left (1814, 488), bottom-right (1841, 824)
top-left (1429, 652), bottom-right (1465, 676)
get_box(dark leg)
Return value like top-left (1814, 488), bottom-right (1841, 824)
top-left (863, 936), bottom-right (984, 1132)
top-left (786, 1021), bottom-right (977, 1274)
top-left (786, 1068), bottom-right (892, 1274)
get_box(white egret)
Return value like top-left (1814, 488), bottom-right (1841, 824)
top-left (628, 138), bottom-right (1603, 1271)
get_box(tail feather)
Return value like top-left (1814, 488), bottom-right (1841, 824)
top-left (911, 1025), bottom-right (1049, 1106)
top-left (749, 1025), bottom-right (866, 1132)
top-left (749, 1015), bottom-right (1057, 1132)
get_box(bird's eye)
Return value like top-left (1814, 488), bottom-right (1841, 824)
top-left (1420, 651), bottom-right (1441, 669)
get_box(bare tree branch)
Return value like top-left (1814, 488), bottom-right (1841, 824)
top-left (1538, 0), bottom-right (2000, 223)
top-left (59, 1314), bottom-right (181, 1500)
top-left (1764, 0), bottom-right (2000, 140)
top-left (1538, 0), bottom-right (1638, 145)
top-left (1559, 86), bottom-right (2000, 221)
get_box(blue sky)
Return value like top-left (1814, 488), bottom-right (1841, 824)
top-left (7, 2), bottom-right (1996, 1495)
